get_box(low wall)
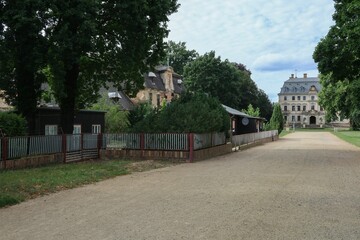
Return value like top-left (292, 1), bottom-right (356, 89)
top-left (100, 144), bottom-right (232, 163)
top-left (193, 143), bottom-right (233, 162)
top-left (236, 135), bottom-right (278, 151)
top-left (0, 153), bottom-right (63, 170)
top-left (100, 149), bottom-right (189, 162)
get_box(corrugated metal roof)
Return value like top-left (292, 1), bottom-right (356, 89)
top-left (222, 104), bottom-right (265, 120)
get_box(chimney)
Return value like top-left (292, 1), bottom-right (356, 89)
top-left (290, 74), bottom-right (294, 78)
top-left (303, 73), bottom-right (307, 78)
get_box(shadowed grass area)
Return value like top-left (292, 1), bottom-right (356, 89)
top-left (0, 160), bottom-right (131, 208)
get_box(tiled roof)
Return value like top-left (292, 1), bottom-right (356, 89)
top-left (279, 77), bottom-right (321, 94)
top-left (144, 72), bottom-right (166, 91)
top-left (103, 84), bottom-right (135, 111)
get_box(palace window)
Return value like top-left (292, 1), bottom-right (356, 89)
top-left (297, 106), bottom-right (301, 111)
top-left (149, 92), bottom-right (153, 103)
top-left (297, 96), bottom-right (301, 100)
top-left (292, 106), bottom-right (295, 111)
top-left (297, 116), bottom-right (301, 122)
top-left (311, 96), bottom-right (315, 101)
top-left (284, 106), bottom-right (287, 111)
top-left (292, 96), bottom-right (295, 101)
top-left (284, 96), bottom-right (287, 101)
top-left (303, 106), bottom-right (306, 111)
top-left (303, 96), bottom-right (306, 100)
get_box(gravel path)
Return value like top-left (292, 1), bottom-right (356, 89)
top-left (1, 132), bottom-right (360, 240)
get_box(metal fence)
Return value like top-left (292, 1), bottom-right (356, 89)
top-left (102, 133), bottom-right (141, 149)
top-left (193, 132), bottom-right (226, 150)
top-left (231, 130), bottom-right (278, 146)
top-left (145, 133), bottom-right (188, 150)
top-left (29, 135), bottom-right (62, 155)
top-left (1, 132), bottom-right (227, 162)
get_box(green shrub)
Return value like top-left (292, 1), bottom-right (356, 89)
top-left (130, 93), bottom-right (230, 134)
top-left (0, 112), bottom-right (27, 136)
top-left (90, 94), bottom-right (129, 133)
top-left (266, 103), bottom-right (284, 134)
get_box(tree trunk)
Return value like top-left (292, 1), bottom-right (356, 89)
top-left (16, 56), bottom-right (38, 135)
top-left (60, 63), bottom-right (80, 134)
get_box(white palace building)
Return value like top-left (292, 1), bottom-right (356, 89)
top-left (278, 73), bottom-right (326, 127)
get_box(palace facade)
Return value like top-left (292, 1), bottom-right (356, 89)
top-left (278, 73), bottom-right (326, 127)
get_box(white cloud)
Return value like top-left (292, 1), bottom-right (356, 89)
top-left (167, 0), bottom-right (335, 100)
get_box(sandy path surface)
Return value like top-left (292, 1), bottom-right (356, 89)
top-left (1, 132), bottom-right (360, 240)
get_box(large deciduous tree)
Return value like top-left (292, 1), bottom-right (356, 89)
top-left (183, 51), bottom-right (272, 117)
top-left (47, 0), bottom-right (179, 133)
top-left (162, 41), bottom-right (199, 75)
top-left (1, 0), bottom-right (178, 134)
top-left (313, 0), bottom-right (360, 129)
top-left (0, 0), bottom-right (48, 134)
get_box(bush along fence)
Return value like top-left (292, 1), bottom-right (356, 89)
top-left (0, 132), bottom-right (229, 169)
top-left (231, 130), bottom-right (279, 150)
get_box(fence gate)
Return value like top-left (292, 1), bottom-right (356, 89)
top-left (65, 134), bottom-right (99, 162)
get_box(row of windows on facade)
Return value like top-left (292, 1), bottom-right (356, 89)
top-left (148, 92), bottom-right (174, 107)
top-left (283, 105), bottom-right (323, 112)
top-left (283, 87), bottom-right (307, 93)
top-left (283, 96), bottom-right (315, 101)
top-left (284, 116), bottom-right (309, 122)
top-left (45, 124), bottom-right (101, 135)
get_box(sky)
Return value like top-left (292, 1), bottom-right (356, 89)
top-left (166, 0), bottom-right (335, 102)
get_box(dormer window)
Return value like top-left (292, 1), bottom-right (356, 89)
top-left (108, 92), bottom-right (122, 102)
top-left (148, 72), bottom-right (156, 78)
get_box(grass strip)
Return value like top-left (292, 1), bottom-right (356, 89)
top-left (0, 160), bottom-right (130, 208)
top-left (332, 130), bottom-right (360, 148)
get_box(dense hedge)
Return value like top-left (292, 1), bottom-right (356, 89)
top-left (0, 112), bottom-right (27, 136)
top-left (129, 93), bottom-right (230, 134)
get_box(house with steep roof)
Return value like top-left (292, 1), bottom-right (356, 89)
top-left (132, 66), bottom-right (185, 107)
top-left (278, 73), bottom-right (326, 127)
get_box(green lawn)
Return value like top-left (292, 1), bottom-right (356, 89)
top-left (0, 160), bottom-right (132, 208)
top-left (280, 127), bottom-right (360, 148)
top-left (332, 130), bottom-right (360, 148)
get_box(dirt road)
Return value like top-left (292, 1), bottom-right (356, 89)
top-left (1, 132), bottom-right (360, 240)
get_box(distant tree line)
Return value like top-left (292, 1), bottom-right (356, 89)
top-left (162, 42), bottom-right (273, 120)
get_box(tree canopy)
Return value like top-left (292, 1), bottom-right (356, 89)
top-left (313, 0), bottom-right (360, 129)
top-left (161, 41), bottom-right (199, 75)
top-left (183, 51), bottom-right (272, 118)
top-left (0, 0), bottom-right (179, 133)
top-left (242, 104), bottom-right (260, 118)
top-left (0, 0), bottom-right (48, 133)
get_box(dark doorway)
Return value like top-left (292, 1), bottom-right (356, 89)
top-left (310, 116), bottom-right (316, 124)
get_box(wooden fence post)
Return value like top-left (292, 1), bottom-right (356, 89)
top-left (2, 138), bottom-right (7, 169)
top-left (140, 133), bottom-right (145, 158)
top-left (62, 134), bottom-right (67, 163)
top-left (97, 133), bottom-right (103, 158)
top-left (188, 133), bottom-right (194, 163)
